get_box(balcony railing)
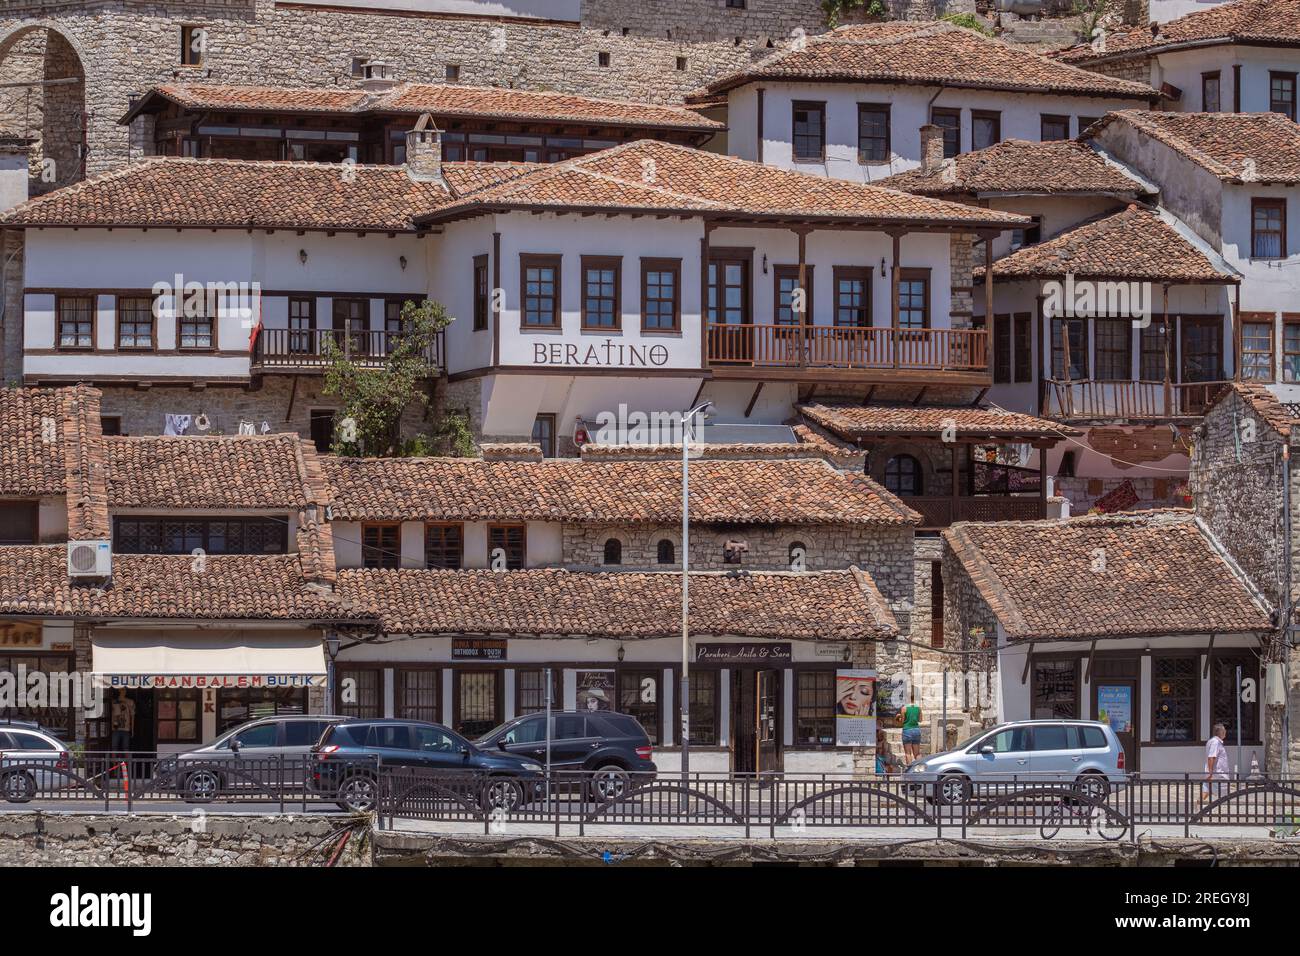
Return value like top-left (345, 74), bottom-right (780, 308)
top-left (904, 495), bottom-right (1045, 530)
top-left (1044, 379), bottom-right (1228, 421)
top-left (251, 328), bottom-right (444, 372)
top-left (706, 324), bottom-right (988, 373)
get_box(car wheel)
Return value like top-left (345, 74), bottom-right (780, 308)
top-left (1073, 772), bottom-right (1110, 803)
top-left (935, 773), bottom-right (971, 806)
top-left (482, 777), bottom-right (523, 813)
top-left (337, 774), bottom-right (377, 812)
top-left (182, 769), bottom-right (221, 803)
top-left (1, 770), bottom-right (36, 804)
top-left (590, 765), bottom-right (630, 803)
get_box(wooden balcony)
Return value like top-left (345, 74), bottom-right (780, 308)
top-left (250, 328), bottom-right (444, 373)
top-left (1044, 379), bottom-right (1228, 422)
top-left (705, 324), bottom-right (990, 385)
top-left (904, 495), bottom-right (1046, 530)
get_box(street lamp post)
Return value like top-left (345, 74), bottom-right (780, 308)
top-left (680, 401), bottom-right (712, 785)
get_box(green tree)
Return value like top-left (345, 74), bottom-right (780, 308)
top-left (322, 298), bottom-right (453, 457)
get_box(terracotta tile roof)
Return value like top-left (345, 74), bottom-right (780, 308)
top-left (334, 567), bottom-right (896, 639)
top-left (980, 204), bottom-right (1236, 283)
top-left (1056, 0), bottom-right (1300, 64)
top-left (121, 82), bottom-right (723, 132)
top-left (62, 387), bottom-right (110, 541)
top-left (321, 455), bottom-right (919, 525)
top-left (1089, 110), bottom-right (1300, 185)
top-left (1206, 383), bottom-right (1297, 439)
top-left (699, 21), bottom-right (1159, 100)
top-left (943, 512), bottom-right (1272, 640)
top-left (0, 158), bottom-right (452, 232)
top-left (0, 387), bottom-right (74, 498)
top-left (876, 139), bottom-right (1152, 197)
top-left (417, 140), bottom-right (1031, 229)
top-left (0, 547), bottom-right (362, 622)
top-left (799, 402), bottom-right (1078, 440)
top-left (104, 435), bottom-right (315, 511)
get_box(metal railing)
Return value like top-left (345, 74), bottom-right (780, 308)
top-left (1044, 379), bottom-right (1228, 421)
top-left (706, 324), bottom-right (988, 373)
top-left (250, 327), bottom-right (444, 371)
top-left (903, 495), bottom-right (1045, 530)
top-left (0, 751), bottom-right (374, 812)
top-left (375, 770), bottom-right (1300, 841)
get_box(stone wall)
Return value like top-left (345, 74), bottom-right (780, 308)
top-left (0, 811), bottom-right (371, 866)
top-left (941, 533), bottom-right (1000, 726)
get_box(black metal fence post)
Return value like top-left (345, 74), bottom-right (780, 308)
top-left (1184, 774), bottom-right (1192, 839)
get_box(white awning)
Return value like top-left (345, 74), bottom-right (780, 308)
top-left (92, 633), bottom-right (327, 689)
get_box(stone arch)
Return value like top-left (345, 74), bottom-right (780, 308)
top-left (0, 20), bottom-right (90, 194)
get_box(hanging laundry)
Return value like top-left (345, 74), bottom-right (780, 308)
top-left (163, 414), bottom-right (192, 436)
top-left (237, 421), bottom-right (256, 436)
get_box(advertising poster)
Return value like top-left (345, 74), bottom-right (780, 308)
top-left (835, 669), bottom-right (877, 747)
top-left (1096, 684), bottom-right (1133, 733)
top-left (576, 669), bottom-right (614, 712)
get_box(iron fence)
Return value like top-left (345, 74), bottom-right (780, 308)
top-left (375, 769), bottom-right (1300, 840)
top-left (0, 751), bottom-right (373, 812)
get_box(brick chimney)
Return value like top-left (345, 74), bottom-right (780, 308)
top-left (405, 112), bottom-right (444, 185)
top-left (919, 124), bottom-right (944, 175)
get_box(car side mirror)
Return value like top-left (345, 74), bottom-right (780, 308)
top-left (460, 745), bottom-right (471, 759)
top-left (230, 738), bottom-right (241, 754)
top-left (979, 745), bottom-right (995, 755)
top-left (497, 738), bottom-right (509, 750)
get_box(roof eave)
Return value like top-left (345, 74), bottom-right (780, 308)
top-left (705, 72), bottom-right (1161, 102)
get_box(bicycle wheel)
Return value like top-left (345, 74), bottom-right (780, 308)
top-left (1095, 807), bottom-right (1128, 842)
top-left (1039, 803), bottom-right (1064, 840)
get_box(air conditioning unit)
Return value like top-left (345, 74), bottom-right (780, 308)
top-left (67, 540), bottom-right (112, 579)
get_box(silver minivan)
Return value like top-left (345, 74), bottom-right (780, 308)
top-left (905, 719), bottom-right (1126, 805)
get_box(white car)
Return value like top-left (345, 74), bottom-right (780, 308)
top-left (0, 724), bottom-right (71, 802)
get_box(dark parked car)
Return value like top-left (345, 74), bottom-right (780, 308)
top-left (474, 710), bottom-right (656, 801)
top-left (311, 719), bottom-right (546, 812)
top-left (158, 715), bottom-right (345, 802)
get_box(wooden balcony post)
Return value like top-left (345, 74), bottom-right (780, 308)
top-left (890, 231), bottom-right (902, 369)
top-left (1039, 443), bottom-right (1048, 518)
top-left (1162, 283), bottom-right (1172, 418)
top-left (982, 230), bottom-right (995, 339)
top-left (950, 442), bottom-right (960, 523)
top-left (700, 221), bottom-right (712, 369)
top-left (797, 226), bottom-right (808, 368)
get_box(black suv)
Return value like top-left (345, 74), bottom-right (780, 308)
top-left (312, 718), bottom-right (547, 812)
top-left (474, 710), bottom-right (656, 801)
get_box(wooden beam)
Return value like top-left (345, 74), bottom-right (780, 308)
top-left (913, 386), bottom-right (929, 406)
top-left (890, 232), bottom-right (902, 371)
top-left (744, 382), bottom-right (764, 418)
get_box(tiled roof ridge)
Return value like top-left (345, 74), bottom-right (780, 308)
top-left (61, 385), bottom-right (109, 541)
top-left (1213, 382), bottom-right (1296, 439)
top-left (942, 522), bottom-right (1029, 637)
top-left (1192, 514), bottom-right (1276, 620)
top-left (293, 438), bottom-right (338, 587)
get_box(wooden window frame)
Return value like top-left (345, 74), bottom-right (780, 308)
top-left (531, 413), bottom-right (557, 458)
top-left (1040, 113), bottom-right (1070, 141)
top-left (55, 295), bottom-right (95, 352)
top-left (1284, 315), bottom-right (1300, 383)
top-left (520, 254), bottom-right (562, 329)
top-left (115, 295), bottom-right (156, 351)
top-left (772, 264), bottom-right (813, 326)
top-left (1240, 314), bottom-right (1275, 383)
top-left (617, 667), bottom-right (662, 746)
top-left (707, 248), bottom-right (753, 326)
top-left (1094, 317), bottom-right (1133, 381)
top-left (1013, 312), bottom-right (1032, 383)
top-left (684, 667), bottom-right (720, 747)
top-left (971, 109), bottom-right (1001, 151)
top-left (1051, 317), bottom-right (1090, 380)
top-left (424, 522), bottom-right (464, 570)
top-left (112, 515), bottom-right (288, 555)
top-left (0, 500), bottom-right (38, 545)
top-left (453, 669), bottom-right (504, 737)
top-left (993, 313), bottom-right (1012, 384)
top-left (579, 255), bottom-right (622, 331)
top-left (791, 100), bottom-right (826, 163)
top-left (1180, 315), bottom-right (1224, 383)
top-left (896, 267), bottom-right (931, 330)
top-left (155, 687), bottom-right (203, 744)
top-left (1029, 654), bottom-right (1082, 720)
top-left (930, 107), bottom-right (961, 158)
top-left (856, 103), bottom-right (890, 164)
top-left (884, 453), bottom-right (923, 497)
top-left (1201, 71), bottom-right (1222, 112)
top-left (361, 522), bottom-right (401, 569)
top-left (639, 257), bottom-right (681, 333)
top-left (1251, 198), bottom-right (1287, 260)
top-left (487, 523), bottom-right (527, 569)
top-left (334, 664), bottom-right (383, 718)
top-left (288, 296), bottom-right (316, 354)
top-left (515, 668), bottom-right (559, 717)
top-left (1270, 71), bottom-right (1298, 121)
top-left (395, 664), bottom-right (441, 722)
top-left (1209, 652), bottom-right (1261, 745)
top-left (179, 24), bottom-right (205, 68)
top-left (177, 295), bottom-right (216, 352)
top-left (472, 254), bottom-right (489, 332)
top-left (794, 667), bottom-right (837, 748)
top-left (1150, 652), bottom-right (1200, 745)
top-left (832, 266), bottom-right (870, 328)
top-left (1140, 323), bottom-right (1166, 382)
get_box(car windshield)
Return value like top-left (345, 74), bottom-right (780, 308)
top-left (951, 728), bottom-right (996, 752)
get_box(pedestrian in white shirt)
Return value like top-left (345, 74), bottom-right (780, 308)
top-left (1202, 722), bottom-right (1230, 802)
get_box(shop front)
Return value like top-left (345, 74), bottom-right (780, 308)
top-left (999, 636), bottom-right (1265, 774)
top-left (89, 628), bottom-right (329, 754)
top-left (336, 635), bottom-right (879, 774)
top-left (0, 619), bottom-right (80, 738)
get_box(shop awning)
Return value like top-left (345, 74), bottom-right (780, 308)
top-left (91, 633), bottom-right (328, 689)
